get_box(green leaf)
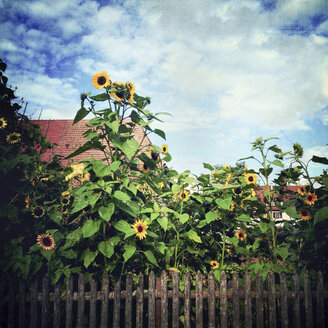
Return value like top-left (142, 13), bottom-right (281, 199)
top-left (157, 216), bottom-right (168, 231)
top-left (203, 163), bottom-right (214, 171)
top-left (268, 145), bottom-right (282, 153)
top-left (82, 220), bottom-right (101, 238)
top-left (215, 195), bottom-right (232, 210)
top-left (83, 249), bottom-right (98, 268)
top-left (258, 222), bottom-right (269, 233)
top-left (171, 184), bottom-right (182, 194)
top-left (276, 247), bottom-right (289, 261)
top-left (311, 156), bottom-right (328, 165)
top-left (268, 160), bottom-right (284, 168)
top-left (259, 167), bottom-right (273, 177)
top-left (314, 206), bottom-right (328, 226)
top-left (144, 250), bottom-right (159, 267)
top-left (109, 160), bottom-right (121, 172)
top-left (236, 214), bottom-right (252, 223)
top-left (121, 139), bottom-right (139, 159)
top-left (98, 204), bottom-right (115, 222)
top-left (74, 107), bottom-right (90, 124)
top-left (113, 190), bottom-right (131, 202)
top-left (252, 239), bottom-right (260, 250)
top-left (105, 119), bottom-right (119, 133)
top-left (205, 211), bottom-right (219, 223)
top-left (90, 93), bottom-right (109, 101)
top-left (40, 249), bottom-right (53, 261)
top-left (187, 230), bottom-right (202, 243)
top-left (123, 244), bottom-right (136, 262)
top-left (179, 213), bottom-right (189, 224)
top-left (153, 129), bottom-right (166, 140)
top-left (114, 220), bottom-right (132, 233)
top-left (162, 153), bottom-right (172, 162)
top-left (98, 241), bottom-right (114, 258)
top-left (284, 207), bottom-right (300, 218)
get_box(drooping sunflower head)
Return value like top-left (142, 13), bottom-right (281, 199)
top-left (298, 208), bottom-right (311, 221)
top-left (210, 260), bottom-right (219, 269)
top-left (297, 185), bottom-right (307, 196)
top-left (92, 71), bottom-right (111, 90)
top-left (293, 143), bottom-right (303, 157)
top-left (179, 189), bottom-right (190, 202)
top-left (140, 162), bottom-right (149, 173)
top-left (305, 193), bottom-right (317, 205)
top-left (244, 173), bottom-right (257, 185)
top-left (126, 81), bottom-right (136, 103)
top-left (224, 164), bottom-right (230, 170)
top-left (132, 219), bottom-right (148, 240)
top-left (37, 234), bottom-right (55, 250)
top-left (235, 229), bottom-right (247, 241)
top-left (0, 117), bottom-right (7, 129)
top-left (161, 144), bottom-right (168, 155)
top-left (111, 81), bottom-right (125, 101)
top-left (32, 206), bottom-right (45, 218)
top-left (6, 132), bottom-right (21, 144)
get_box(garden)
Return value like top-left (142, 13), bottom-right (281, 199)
top-left (0, 58), bottom-right (327, 326)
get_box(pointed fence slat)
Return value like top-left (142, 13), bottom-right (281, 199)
top-left (77, 273), bottom-right (85, 328)
top-left (172, 271), bottom-right (179, 328)
top-left (232, 272), bottom-right (240, 328)
top-left (30, 280), bottom-right (38, 328)
top-left (65, 275), bottom-right (73, 328)
top-left (160, 270), bottom-right (168, 328)
top-left (268, 272), bottom-right (276, 328)
top-left (292, 272), bottom-right (301, 328)
top-left (256, 271), bottom-right (264, 328)
top-left (196, 271), bottom-right (203, 328)
top-left (19, 280), bottom-right (26, 328)
top-left (89, 275), bottom-right (98, 328)
top-left (304, 271), bottom-right (313, 328)
top-left (280, 273), bottom-right (288, 328)
top-left (244, 272), bottom-right (252, 328)
top-left (136, 273), bottom-right (144, 328)
top-left (316, 271), bottom-right (324, 328)
top-left (148, 271), bottom-right (156, 328)
top-left (113, 278), bottom-right (121, 328)
top-left (208, 272), bottom-right (216, 328)
top-left (184, 272), bottom-right (191, 328)
top-left (53, 282), bottom-right (61, 328)
top-left (41, 276), bottom-right (49, 328)
top-left (125, 273), bottom-right (133, 328)
top-left (220, 271), bottom-right (228, 328)
top-left (100, 275), bottom-right (109, 328)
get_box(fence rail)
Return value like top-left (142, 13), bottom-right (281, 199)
top-left (2, 270), bottom-right (327, 328)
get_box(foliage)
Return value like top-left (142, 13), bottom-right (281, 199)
top-left (1, 61), bottom-right (327, 286)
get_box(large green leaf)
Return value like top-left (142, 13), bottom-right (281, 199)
top-left (157, 216), bottom-right (168, 231)
top-left (179, 213), bottom-right (189, 224)
top-left (187, 230), bottom-right (202, 243)
top-left (268, 159), bottom-right (284, 168)
top-left (205, 211), bottom-right (219, 223)
top-left (114, 220), bottom-right (132, 233)
top-left (98, 241), bottom-right (114, 258)
top-left (123, 244), bottom-right (136, 262)
top-left (83, 249), bottom-right (98, 268)
top-left (236, 214), bottom-right (252, 223)
top-left (203, 163), bottom-right (214, 171)
top-left (153, 129), bottom-right (166, 140)
top-left (98, 204), bottom-right (115, 222)
top-left (284, 207), bottom-right (299, 218)
top-left (314, 206), bottom-right (328, 226)
top-left (74, 107), bottom-right (90, 124)
top-left (144, 250), bottom-right (159, 267)
top-left (311, 156), bottom-right (328, 165)
top-left (113, 190), bottom-right (131, 201)
top-left (215, 195), bottom-right (232, 210)
top-left (82, 220), bottom-right (101, 238)
top-left (90, 93), bottom-right (109, 101)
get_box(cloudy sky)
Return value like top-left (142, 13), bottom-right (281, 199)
top-left (1, 0), bottom-right (328, 177)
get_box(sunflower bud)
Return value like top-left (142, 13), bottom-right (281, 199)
top-left (293, 143), bottom-right (303, 157)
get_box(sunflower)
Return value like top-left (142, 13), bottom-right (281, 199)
top-left (235, 229), bottom-right (247, 241)
top-left (6, 132), bottom-right (21, 144)
top-left (126, 81), bottom-right (136, 103)
top-left (244, 173), bottom-right (257, 185)
top-left (0, 117), bottom-right (7, 129)
top-left (305, 193), bottom-right (317, 205)
top-left (81, 172), bottom-right (90, 183)
top-left (92, 71), bottom-right (111, 90)
top-left (132, 219), bottom-right (148, 240)
top-left (225, 173), bottom-right (232, 186)
top-left (61, 197), bottom-right (70, 206)
top-left (65, 163), bottom-right (85, 181)
top-left (37, 234), bottom-right (55, 250)
top-left (32, 206), bottom-right (45, 218)
top-left (229, 201), bottom-right (236, 212)
top-left (62, 190), bottom-right (70, 197)
top-left (297, 185), bottom-right (307, 196)
top-left (149, 148), bottom-right (159, 162)
top-left (224, 164), bottom-right (230, 169)
top-left (140, 162), bottom-right (149, 173)
top-left (161, 144), bottom-right (168, 155)
top-left (233, 187), bottom-right (242, 196)
top-left (298, 208), bottom-right (311, 221)
top-left (111, 81), bottom-right (125, 101)
top-left (25, 196), bottom-right (30, 208)
top-left (210, 260), bottom-right (219, 269)
top-left (179, 190), bottom-right (189, 202)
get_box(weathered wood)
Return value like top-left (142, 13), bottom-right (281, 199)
top-left (316, 271), bottom-right (324, 328)
top-left (172, 271), bottom-right (180, 328)
top-left (148, 272), bottom-right (156, 328)
top-left (304, 271), bottom-right (313, 328)
top-left (8, 280), bottom-right (15, 328)
top-left (256, 271), bottom-right (264, 328)
top-left (196, 271), bottom-right (203, 328)
top-left (268, 272), bottom-right (276, 328)
top-left (113, 278), bottom-right (121, 328)
top-left (41, 275), bottom-right (49, 328)
top-left (19, 280), bottom-right (26, 328)
top-left (232, 272), bottom-right (240, 328)
top-left (125, 273), bottom-right (133, 328)
top-left (100, 275), bottom-right (109, 328)
top-left (292, 272), bottom-right (301, 328)
top-left (136, 273), bottom-right (144, 328)
top-left (220, 271), bottom-right (228, 328)
top-left (89, 275), bottom-right (98, 328)
top-left (30, 280), bottom-right (38, 328)
top-left (184, 272), bottom-right (191, 328)
top-left (53, 282), bottom-right (61, 328)
top-left (161, 270), bottom-right (168, 328)
top-left (208, 272), bottom-right (215, 328)
top-left (244, 272), bottom-right (252, 328)
top-left (65, 275), bottom-right (73, 328)
top-left (280, 273), bottom-right (288, 328)
top-left (77, 273), bottom-right (85, 328)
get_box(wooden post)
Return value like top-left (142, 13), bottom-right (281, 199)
top-left (268, 272), bottom-right (276, 328)
top-left (172, 271), bottom-right (179, 328)
top-left (292, 272), bottom-right (301, 328)
top-left (208, 272), bottom-right (216, 328)
top-left (304, 271), bottom-right (313, 328)
top-left (100, 275), bottom-right (109, 328)
top-left (244, 272), bottom-right (252, 328)
top-left (160, 270), bottom-right (168, 328)
top-left (220, 271), bottom-right (227, 328)
top-left (136, 273), bottom-right (144, 328)
top-left (65, 275), bottom-right (73, 328)
top-left (8, 280), bottom-right (15, 328)
top-left (41, 275), bottom-right (49, 328)
top-left (77, 273), bottom-right (85, 328)
top-left (232, 272), bottom-right (240, 328)
top-left (196, 271), bottom-right (203, 328)
top-left (125, 273), bottom-right (133, 328)
top-left (89, 275), bottom-right (98, 328)
top-left (316, 271), bottom-right (324, 328)
top-left (280, 273), bottom-right (288, 328)
top-left (113, 278), bottom-right (121, 328)
top-left (30, 280), bottom-right (38, 328)
top-left (184, 272), bottom-right (191, 328)
top-left (19, 280), bottom-right (26, 328)
top-left (148, 271), bottom-right (156, 328)
top-left (256, 271), bottom-right (264, 328)
top-left (53, 282), bottom-right (61, 328)
top-left (155, 277), bottom-right (161, 328)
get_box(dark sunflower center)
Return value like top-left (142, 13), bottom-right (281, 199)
top-left (234, 187), bottom-right (241, 194)
top-left (43, 237), bottom-right (51, 246)
top-left (151, 152), bottom-right (158, 161)
top-left (239, 233), bottom-right (243, 238)
top-left (143, 163), bottom-right (148, 170)
top-left (302, 210), bottom-right (308, 216)
top-left (97, 76), bottom-right (106, 85)
top-left (34, 207), bottom-right (44, 216)
top-left (116, 91), bottom-right (124, 99)
top-left (308, 195), bottom-right (312, 201)
top-left (62, 198), bottom-right (69, 205)
top-left (182, 193), bottom-right (186, 198)
top-left (137, 226), bottom-right (144, 233)
top-left (248, 176), bottom-right (254, 182)
top-left (163, 147), bottom-right (167, 152)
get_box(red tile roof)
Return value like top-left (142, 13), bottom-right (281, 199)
top-left (31, 119), bottom-right (151, 166)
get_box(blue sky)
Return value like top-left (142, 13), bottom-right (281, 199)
top-left (1, 0), bottom-right (328, 178)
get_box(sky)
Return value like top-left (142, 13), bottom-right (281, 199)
top-left (1, 0), bottom-right (328, 179)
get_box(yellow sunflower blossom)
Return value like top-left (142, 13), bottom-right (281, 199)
top-left (161, 144), bottom-right (168, 155)
top-left (224, 164), bottom-right (230, 169)
top-left (65, 163), bottom-right (85, 181)
top-left (235, 229), bottom-right (247, 241)
top-left (62, 191), bottom-right (70, 197)
top-left (92, 71), bottom-right (111, 90)
top-left (179, 189), bottom-right (189, 202)
top-left (111, 81), bottom-right (125, 101)
top-left (6, 132), bottom-right (21, 144)
top-left (305, 193), bottom-right (317, 206)
top-left (210, 260), bottom-right (219, 269)
top-left (244, 173), bottom-right (257, 185)
top-left (132, 219), bottom-right (148, 240)
top-left (25, 196), bottom-right (30, 209)
top-left (140, 162), bottom-right (149, 173)
top-left (297, 185), bottom-right (307, 196)
top-left (37, 234), bottom-right (55, 250)
top-left (32, 206), bottom-right (45, 218)
top-left (298, 208), bottom-right (311, 221)
top-left (0, 117), bottom-right (7, 129)
top-left (225, 173), bottom-right (232, 186)
top-left (126, 81), bottom-right (136, 103)
top-left (229, 201), bottom-right (236, 212)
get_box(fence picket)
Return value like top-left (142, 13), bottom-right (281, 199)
top-left (232, 272), bottom-right (240, 328)
top-left (316, 271), bottom-right (324, 328)
top-left (53, 282), bottom-right (61, 328)
top-left (77, 273), bottom-right (85, 328)
top-left (41, 276), bottom-right (49, 328)
top-left (196, 271), bottom-right (203, 328)
top-left (172, 271), bottom-right (179, 328)
top-left (184, 272), bottom-right (191, 328)
top-left (244, 272), bottom-right (252, 328)
top-left (208, 272), bottom-right (215, 328)
top-left (220, 271), bottom-right (228, 328)
top-left (125, 273), bottom-right (133, 328)
top-left (160, 270), bottom-right (168, 328)
top-left (19, 280), bottom-right (26, 328)
top-left (304, 271), bottom-right (313, 328)
top-left (100, 275), bottom-right (109, 328)
top-left (136, 273), bottom-right (144, 328)
top-left (268, 272), bottom-right (276, 328)
top-left (30, 280), bottom-right (38, 328)
top-left (112, 277), bottom-right (121, 328)
top-left (148, 271), bottom-right (156, 328)
top-left (292, 272), bottom-right (301, 328)
top-left (256, 271), bottom-right (264, 328)
top-left (280, 273), bottom-right (288, 328)
top-left (65, 275), bottom-right (73, 328)
top-left (89, 275), bottom-right (98, 328)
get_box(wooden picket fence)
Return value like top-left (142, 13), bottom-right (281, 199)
top-left (2, 270), bottom-right (327, 328)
